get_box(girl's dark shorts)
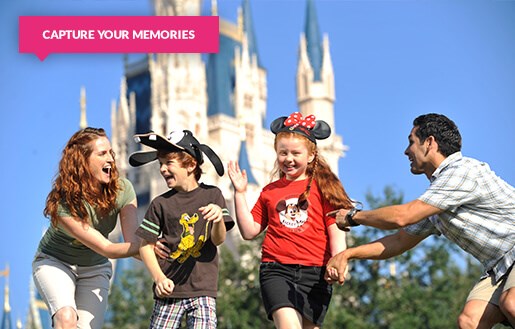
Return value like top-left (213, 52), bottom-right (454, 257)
top-left (259, 262), bottom-right (332, 326)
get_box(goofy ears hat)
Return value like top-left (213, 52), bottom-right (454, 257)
top-left (128, 130), bottom-right (224, 176)
top-left (270, 112), bottom-right (331, 143)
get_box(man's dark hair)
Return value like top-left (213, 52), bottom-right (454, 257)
top-left (413, 113), bottom-right (462, 157)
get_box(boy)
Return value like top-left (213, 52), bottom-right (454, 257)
top-left (129, 130), bottom-right (234, 328)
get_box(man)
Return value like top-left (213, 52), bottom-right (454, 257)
top-left (325, 113), bottom-right (515, 328)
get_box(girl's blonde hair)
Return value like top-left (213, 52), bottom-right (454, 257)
top-left (44, 128), bottom-right (120, 227)
top-left (271, 132), bottom-right (353, 209)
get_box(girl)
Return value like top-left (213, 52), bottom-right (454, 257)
top-left (228, 112), bottom-right (353, 329)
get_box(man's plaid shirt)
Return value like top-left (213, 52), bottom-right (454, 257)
top-left (405, 152), bottom-right (515, 282)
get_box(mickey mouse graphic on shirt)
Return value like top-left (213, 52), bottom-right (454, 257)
top-left (276, 197), bottom-right (309, 229)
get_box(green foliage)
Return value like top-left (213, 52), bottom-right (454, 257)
top-left (104, 265), bottom-right (154, 329)
top-left (217, 234), bottom-right (273, 329)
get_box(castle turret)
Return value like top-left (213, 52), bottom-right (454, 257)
top-left (296, 0), bottom-right (347, 171)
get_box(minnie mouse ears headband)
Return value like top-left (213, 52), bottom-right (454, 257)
top-left (128, 130), bottom-right (224, 176)
top-left (270, 112), bottom-right (331, 144)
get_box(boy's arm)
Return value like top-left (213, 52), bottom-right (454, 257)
top-left (199, 203), bottom-right (226, 246)
top-left (140, 241), bottom-right (174, 297)
top-left (210, 220), bottom-right (227, 246)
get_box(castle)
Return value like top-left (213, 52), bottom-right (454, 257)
top-left (110, 0), bottom-right (345, 230)
top-left (3, 0), bottom-right (347, 328)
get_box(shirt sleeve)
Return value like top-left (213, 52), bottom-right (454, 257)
top-left (251, 191), bottom-right (269, 228)
top-left (135, 200), bottom-right (161, 243)
top-left (419, 164), bottom-right (479, 211)
top-left (322, 197), bottom-right (337, 227)
top-left (213, 188), bottom-right (235, 231)
top-left (117, 178), bottom-right (137, 208)
top-left (404, 216), bottom-right (441, 237)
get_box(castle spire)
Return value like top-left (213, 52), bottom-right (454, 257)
top-left (241, 0), bottom-right (260, 66)
top-left (79, 86), bottom-right (88, 129)
top-left (211, 0), bottom-right (218, 16)
top-left (1, 265), bottom-right (12, 329)
top-left (304, 0), bottom-right (322, 81)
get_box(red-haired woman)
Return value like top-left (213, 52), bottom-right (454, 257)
top-left (32, 127), bottom-right (141, 329)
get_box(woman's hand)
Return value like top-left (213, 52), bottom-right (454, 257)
top-left (153, 239), bottom-right (171, 259)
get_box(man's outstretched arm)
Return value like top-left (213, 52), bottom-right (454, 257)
top-left (325, 229), bottom-right (426, 285)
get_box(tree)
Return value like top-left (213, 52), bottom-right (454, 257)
top-left (104, 266), bottom-right (154, 329)
top-left (217, 235), bottom-right (273, 329)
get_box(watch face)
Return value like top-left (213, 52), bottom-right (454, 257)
top-left (346, 208), bottom-right (360, 226)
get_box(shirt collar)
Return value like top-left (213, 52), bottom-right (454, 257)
top-left (430, 151), bottom-right (462, 182)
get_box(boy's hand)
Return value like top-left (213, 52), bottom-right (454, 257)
top-left (199, 204), bottom-right (223, 223)
top-left (154, 277), bottom-right (174, 298)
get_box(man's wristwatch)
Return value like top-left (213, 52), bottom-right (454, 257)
top-left (346, 208), bottom-right (361, 227)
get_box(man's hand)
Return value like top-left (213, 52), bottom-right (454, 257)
top-left (324, 251), bottom-right (349, 285)
top-left (326, 208), bottom-right (352, 231)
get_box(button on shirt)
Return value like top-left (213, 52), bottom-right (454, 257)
top-left (404, 152), bottom-right (515, 282)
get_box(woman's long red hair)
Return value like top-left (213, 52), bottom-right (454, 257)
top-left (44, 128), bottom-right (120, 227)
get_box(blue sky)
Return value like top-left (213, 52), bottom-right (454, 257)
top-left (1, 0), bottom-right (515, 325)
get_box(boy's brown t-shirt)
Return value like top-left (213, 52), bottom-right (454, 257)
top-left (136, 183), bottom-right (234, 299)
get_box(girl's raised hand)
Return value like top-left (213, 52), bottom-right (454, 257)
top-left (228, 161), bottom-right (248, 193)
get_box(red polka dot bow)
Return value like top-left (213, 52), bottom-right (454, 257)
top-left (284, 112), bottom-right (316, 129)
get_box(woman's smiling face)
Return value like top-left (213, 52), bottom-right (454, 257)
top-left (87, 136), bottom-right (114, 187)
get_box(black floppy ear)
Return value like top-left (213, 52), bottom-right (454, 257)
top-left (311, 120), bottom-right (331, 140)
top-left (128, 151), bottom-right (158, 167)
top-left (270, 116), bottom-right (288, 134)
top-left (198, 144), bottom-right (224, 176)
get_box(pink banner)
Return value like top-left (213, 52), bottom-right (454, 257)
top-left (19, 16), bottom-right (219, 61)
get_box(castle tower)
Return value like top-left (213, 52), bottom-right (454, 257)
top-left (79, 87), bottom-right (88, 129)
top-left (296, 0), bottom-right (347, 171)
top-left (25, 280), bottom-right (52, 329)
top-left (1, 266), bottom-right (12, 329)
top-left (110, 0), bottom-right (274, 226)
top-left (110, 0), bottom-right (346, 241)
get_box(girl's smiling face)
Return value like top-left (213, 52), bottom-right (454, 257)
top-left (275, 134), bottom-right (314, 181)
